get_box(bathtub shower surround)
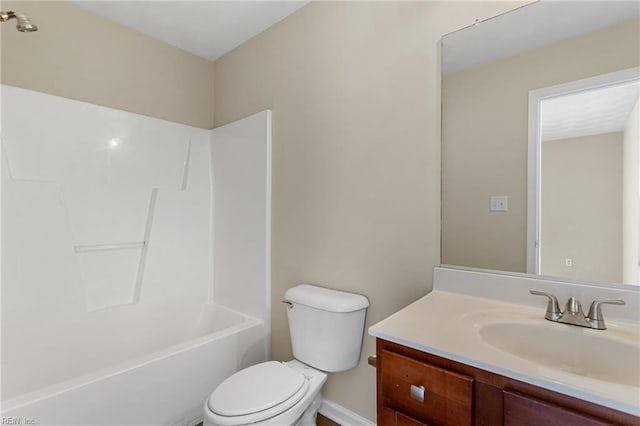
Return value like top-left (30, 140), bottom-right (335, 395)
top-left (1, 85), bottom-right (272, 425)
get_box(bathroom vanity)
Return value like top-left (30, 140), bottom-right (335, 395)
top-left (369, 268), bottom-right (640, 426)
top-left (376, 339), bottom-right (636, 425)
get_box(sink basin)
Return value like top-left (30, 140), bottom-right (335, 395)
top-left (479, 322), bottom-right (640, 387)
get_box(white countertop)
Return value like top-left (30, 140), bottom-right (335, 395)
top-left (369, 290), bottom-right (640, 417)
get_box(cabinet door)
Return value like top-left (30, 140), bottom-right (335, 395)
top-left (504, 390), bottom-right (612, 426)
top-left (381, 407), bottom-right (430, 426)
top-left (396, 411), bottom-right (430, 426)
top-left (381, 350), bottom-right (473, 425)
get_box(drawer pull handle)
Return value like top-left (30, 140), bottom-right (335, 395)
top-left (410, 384), bottom-right (426, 402)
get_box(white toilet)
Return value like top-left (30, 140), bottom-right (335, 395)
top-left (203, 284), bottom-right (369, 426)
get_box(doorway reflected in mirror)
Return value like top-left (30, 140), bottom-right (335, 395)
top-left (530, 71), bottom-right (639, 285)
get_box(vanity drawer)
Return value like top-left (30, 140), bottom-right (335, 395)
top-left (381, 349), bottom-right (474, 425)
top-left (381, 407), bottom-right (429, 426)
top-left (503, 390), bottom-right (612, 426)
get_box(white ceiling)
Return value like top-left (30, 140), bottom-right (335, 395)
top-left (442, 1), bottom-right (640, 75)
top-left (541, 82), bottom-right (640, 142)
top-left (72, 1), bottom-right (311, 61)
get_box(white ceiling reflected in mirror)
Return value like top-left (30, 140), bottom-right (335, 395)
top-left (540, 82), bottom-right (640, 142)
top-left (442, 1), bottom-right (639, 76)
top-left (441, 0), bottom-right (640, 286)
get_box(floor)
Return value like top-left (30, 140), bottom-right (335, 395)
top-left (317, 413), bottom-right (341, 426)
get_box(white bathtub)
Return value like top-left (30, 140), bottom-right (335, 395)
top-left (1, 304), bottom-right (267, 426)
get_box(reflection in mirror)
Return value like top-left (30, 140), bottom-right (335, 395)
top-left (441, 1), bottom-right (640, 286)
top-left (530, 70), bottom-right (639, 285)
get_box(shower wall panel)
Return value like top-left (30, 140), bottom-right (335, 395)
top-left (1, 85), bottom-right (212, 315)
top-left (211, 111), bottom-right (272, 322)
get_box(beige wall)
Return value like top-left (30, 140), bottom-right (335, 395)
top-left (1, 1), bottom-right (215, 128)
top-left (442, 20), bottom-right (640, 273)
top-left (213, 1), bottom-right (526, 421)
top-left (541, 133), bottom-right (623, 283)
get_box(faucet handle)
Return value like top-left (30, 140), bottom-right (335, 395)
top-left (530, 290), bottom-right (562, 321)
top-left (586, 299), bottom-right (626, 330)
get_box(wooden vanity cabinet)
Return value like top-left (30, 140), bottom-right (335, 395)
top-left (380, 349), bottom-right (473, 425)
top-left (376, 339), bottom-right (638, 426)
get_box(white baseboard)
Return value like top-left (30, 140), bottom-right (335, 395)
top-left (319, 399), bottom-right (375, 426)
top-left (185, 416), bottom-right (204, 426)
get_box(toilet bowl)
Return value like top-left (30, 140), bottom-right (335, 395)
top-left (203, 360), bottom-right (327, 426)
top-left (203, 284), bottom-right (369, 426)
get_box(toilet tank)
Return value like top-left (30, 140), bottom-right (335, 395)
top-left (284, 284), bottom-right (369, 372)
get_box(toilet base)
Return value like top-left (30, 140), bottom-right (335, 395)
top-left (296, 392), bottom-right (322, 426)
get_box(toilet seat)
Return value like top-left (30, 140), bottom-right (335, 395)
top-left (206, 361), bottom-right (310, 426)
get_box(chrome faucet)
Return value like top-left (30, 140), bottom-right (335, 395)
top-left (529, 290), bottom-right (625, 330)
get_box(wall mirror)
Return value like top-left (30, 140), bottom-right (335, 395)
top-left (441, 1), bottom-right (640, 286)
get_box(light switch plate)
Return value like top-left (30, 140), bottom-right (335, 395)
top-left (490, 196), bottom-right (508, 212)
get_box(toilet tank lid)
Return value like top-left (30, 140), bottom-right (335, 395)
top-left (284, 284), bottom-right (369, 313)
